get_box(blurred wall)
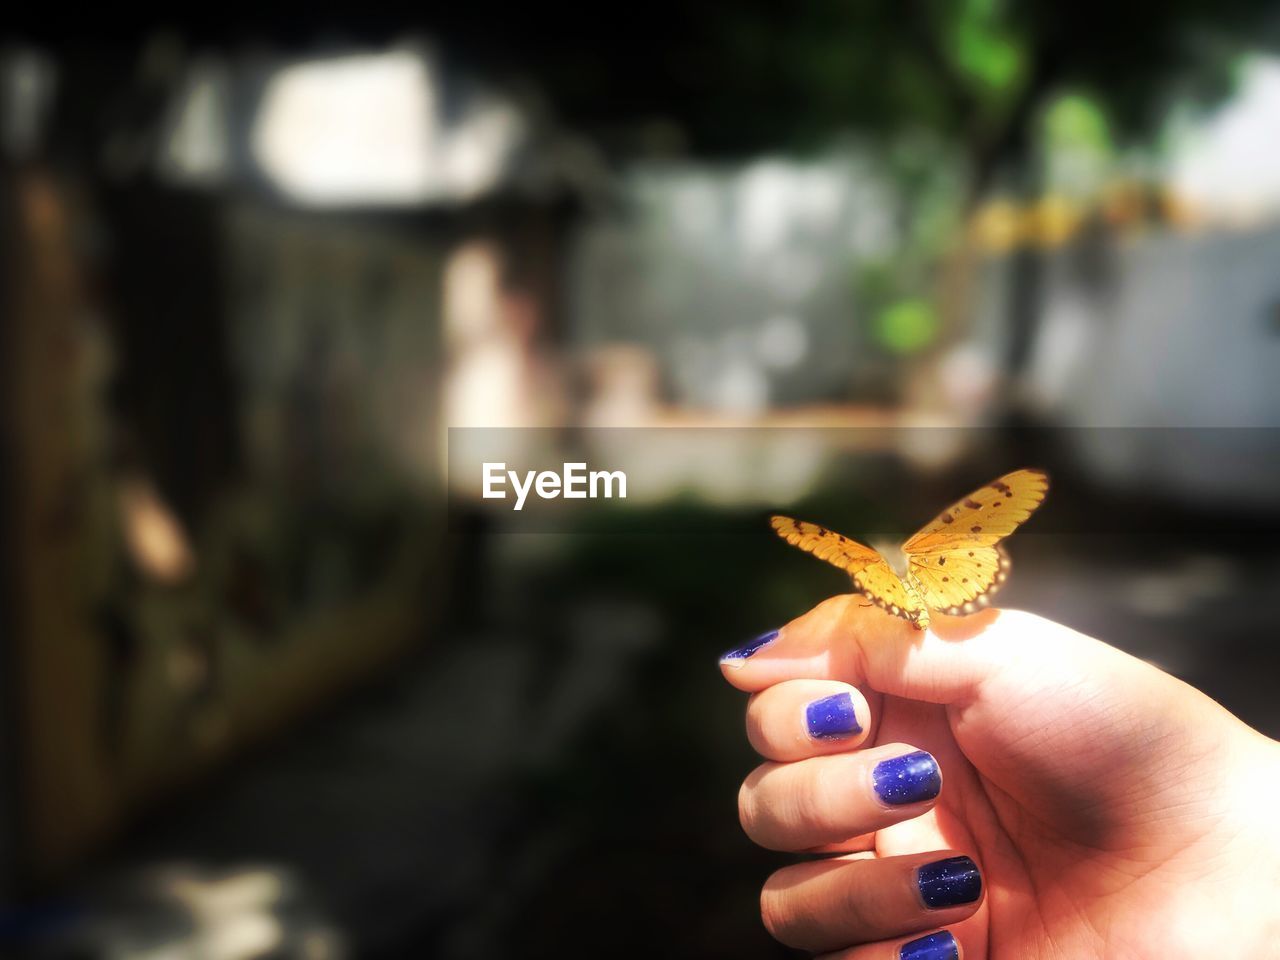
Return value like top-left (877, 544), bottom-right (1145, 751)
top-left (1, 165), bottom-right (455, 882)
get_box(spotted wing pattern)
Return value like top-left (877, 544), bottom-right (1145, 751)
top-left (907, 543), bottom-right (1011, 615)
top-left (770, 516), bottom-right (928, 628)
top-left (902, 468), bottom-right (1049, 553)
top-left (770, 469), bottom-right (1047, 631)
top-left (903, 469), bottom-right (1047, 616)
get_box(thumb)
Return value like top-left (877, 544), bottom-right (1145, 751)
top-left (719, 594), bottom-right (1057, 705)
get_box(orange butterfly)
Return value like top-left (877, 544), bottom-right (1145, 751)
top-left (771, 468), bottom-right (1048, 630)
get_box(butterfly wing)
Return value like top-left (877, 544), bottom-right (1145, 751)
top-left (771, 516), bottom-right (928, 628)
top-left (906, 543), bottom-right (1011, 614)
top-left (903, 469), bottom-right (1048, 614)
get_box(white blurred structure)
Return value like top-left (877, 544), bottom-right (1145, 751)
top-left (1168, 56), bottom-right (1280, 224)
top-left (250, 49), bottom-right (524, 205)
top-left (158, 45), bottom-right (605, 207)
top-left (570, 151), bottom-right (905, 414)
top-left (1021, 217), bottom-right (1280, 506)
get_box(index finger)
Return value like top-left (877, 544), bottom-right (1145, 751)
top-left (719, 595), bottom-right (1006, 705)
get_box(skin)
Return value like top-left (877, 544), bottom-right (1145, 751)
top-left (721, 597), bottom-right (1280, 959)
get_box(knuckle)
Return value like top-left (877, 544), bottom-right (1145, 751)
top-left (744, 694), bottom-right (769, 754)
top-left (737, 772), bottom-right (763, 840)
top-left (835, 870), bottom-right (876, 935)
top-left (758, 873), bottom-right (793, 944)
top-left (812, 593), bottom-right (856, 624)
top-left (995, 607), bottom-right (1049, 637)
top-left (740, 759), bottom-right (848, 850)
top-left (790, 760), bottom-right (841, 839)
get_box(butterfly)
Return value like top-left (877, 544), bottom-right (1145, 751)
top-left (771, 468), bottom-right (1048, 631)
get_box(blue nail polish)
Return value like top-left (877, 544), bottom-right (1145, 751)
top-left (805, 693), bottom-right (862, 739)
top-left (872, 751), bottom-right (941, 805)
top-left (900, 931), bottom-right (958, 960)
top-left (719, 629), bottom-right (778, 664)
top-left (917, 856), bottom-right (982, 909)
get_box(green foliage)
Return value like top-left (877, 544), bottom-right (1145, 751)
top-left (946, 0), bottom-right (1029, 105)
top-left (426, 0), bottom-right (1280, 181)
top-left (874, 299), bottom-right (941, 355)
top-left (1043, 93), bottom-right (1112, 154)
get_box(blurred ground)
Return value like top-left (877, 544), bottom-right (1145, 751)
top-left (48, 473), bottom-right (1278, 960)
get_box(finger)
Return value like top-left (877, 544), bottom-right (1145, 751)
top-left (739, 744), bottom-right (941, 851)
top-left (746, 680), bottom-right (872, 761)
top-left (762, 851), bottom-right (981, 953)
top-left (808, 831), bottom-right (879, 855)
top-left (720, 594), bottom-right (1015, 703)
top-left (817, 929), bottom-right (963, 960)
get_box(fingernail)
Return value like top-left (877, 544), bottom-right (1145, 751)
top-left (900, 931), bottom-right (959, 960)
top-left (872, 750), bottom-right (942, 805)
top-left (805, 692), bottom-right (862, 740)
top-left (917, 856), bottom-right (982, 909)
top-left (719, 629), bottom-right (778, 666)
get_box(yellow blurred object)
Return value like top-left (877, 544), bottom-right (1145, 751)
top-left (1099, 180), bottom-right (1149, 230)
top-left (969, 199), bottom-right (1024, 253)
top-left (118, 474), bottom-right (197, 584)
top-left (1025, 194), bottom-right (1083, 248)
top-left (970, 194), bottom-right (1083, 253)
top-left (1157, 187), bottom-right (1201, 231)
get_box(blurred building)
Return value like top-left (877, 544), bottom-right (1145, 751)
top-left (0, 40), bottom-right (594, 889)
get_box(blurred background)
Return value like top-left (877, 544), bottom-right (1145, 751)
top-left (3, 5), bottom-right (1280, 958)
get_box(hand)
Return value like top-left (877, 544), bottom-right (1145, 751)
top-left (719, 598), bottom-right (1280, 959)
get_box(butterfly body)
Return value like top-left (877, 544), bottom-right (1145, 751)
top-left (868, 538), bottom-right (908, 577)
top-left (771, 468), bottom-right (1048, 631)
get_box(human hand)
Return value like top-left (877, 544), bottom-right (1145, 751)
top-left (720, 599), bottom-right (1280, 958)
